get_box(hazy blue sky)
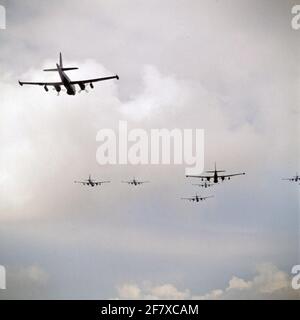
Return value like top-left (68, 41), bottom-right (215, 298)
top-left (0, 0), bottom-right (299, 299)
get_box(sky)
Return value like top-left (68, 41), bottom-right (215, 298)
top-left (0, 0), bottom-right (299, 299)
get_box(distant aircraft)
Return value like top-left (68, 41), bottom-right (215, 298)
top-left (282, 173), bottom-right (299, 182)
top-left (186, 163), bottom-right (245, 183)
top-left (19, 53), bottom-right (119, 95)
top-left (122, 178), bottom-right (149, 186)
top-left (181, 194), bottom-right (214, 202)
top-left (192, 182), bottom-right (215, 188)
top-left (74, 175), bottom-right (110, 187)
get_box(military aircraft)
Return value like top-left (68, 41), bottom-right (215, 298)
top-left (282, 173), bottom-right (299, 183)
top-left (121, 178), bottom-right (150, 186)
top-left (192, 182), bottom-right (215, 188)
top-left (181, 194), bottom-right (214, 202)
top-left (186, 163), bottom-right (245, 183)
top-left (19, 53), bottom-right (119, 95)
top-left (74, 175), bottom-right (110, 187)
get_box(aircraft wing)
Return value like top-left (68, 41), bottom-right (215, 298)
top-left (138, 181), bottom-right (150, 184)
top-left (181, 197), bottom-right (195, 201)
top-left (19, 80), bottom-right (63, 86)
top-left (282, 178), bottom-right (294, 181)
top-left (74, 181), bottom-right (86, 184)
top-left (95, 181), bottom-right (110, 185)
top-left (218, 173), bottom-right (245, 179)
top-left (201, 196), bottom-right (214, 200)
top-left (186, 174), bottom-right (213, 179)
top-left (70, 75), bottom-right (119, 85)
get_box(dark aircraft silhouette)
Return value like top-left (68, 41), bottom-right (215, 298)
top-left (192, 182), bottom-right (215, 188)
top-left (74, 175), bottom-right (110, 187)
top-left (181, 194), bottom-right (214, 202)
top-left (282, 173), bottom-right (299, 182)
top-left (19, 53), bottom-right (119, 95)
top-left (186, 163), bottom-right (245, 183)
top-left (122, 178), bottom-right (149, 186)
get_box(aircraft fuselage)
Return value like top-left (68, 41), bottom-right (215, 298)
top-left (213, 172), bottom-right (218, 183)
top-left (56, 64), bottom-right (76, 95)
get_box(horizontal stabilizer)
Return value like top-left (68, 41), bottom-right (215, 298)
top-left (206, 170), bottom-right (226, 173)
top-left (61, 67), bottom-right (78, 71)
top-left (43, 68), bottom-right (59, 72)
top-left (43, 67), bottom-right (78, 72)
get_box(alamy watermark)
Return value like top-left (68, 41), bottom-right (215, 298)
top-left (96, 121), bottom-right (204, 175)
top-left (0, 265), bottom-right (6, 289)
top-left (0, 5), bottom-right (6, 29)
top-left (291, 5), bottom-right (300, 30)
top-left (291, 265), bottom-right (300, 290)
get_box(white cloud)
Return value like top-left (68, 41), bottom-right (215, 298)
top-left (196, 263), bottom-right (300, 300)
top-left (196, 289), bottom-right (223, 300)
top-left (117, 282), bottom-right (190, 300)
top-left (148, 284), bottom-right (190, 300)
top-left (120, 65), bottom-right (190, 120)
top-left (227, 276), bottom-right (251, 290)
top-left (116, 264), bottom-right (300, 300)
top-left (250, 263), bottom-right (290, 294)
top-left (117, 283), bottom-right (141, 299)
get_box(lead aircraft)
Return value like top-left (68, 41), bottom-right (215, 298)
top-left (19, 53), bottom-right (119, 95)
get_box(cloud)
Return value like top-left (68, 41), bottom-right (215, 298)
top-left (117, 283), bottom-right (141, 299)
top-left (120, 65), bottom-right (190, 120)
top-left (195, 263), bottom-right (300, 299)
top-left (117, 282), bottom-right (190, 300)
top-left (227, 276), bottom-right (251, 290)
top-left (115, 264), bottom-right (300, 300)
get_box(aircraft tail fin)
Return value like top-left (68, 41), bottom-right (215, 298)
top-left (59, 52), bottom-right (78, 71)
top-left (43, 53), bottom-right (78, 71)
top-left (59, 52), bottom-right (63, 68)
top-left (206, 162), bottom-right (225, 173)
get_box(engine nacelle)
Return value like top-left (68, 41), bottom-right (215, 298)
top-left (44, 85), bottom-right (49, 92)
top-left (54, 85), bottom-right (61, 92)
top-left (90, 83), bottom-right (94, 89)
top-left (79, 83), bottom-right (85, 90)
top-left (221, 177), bottom-right (225, 181)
